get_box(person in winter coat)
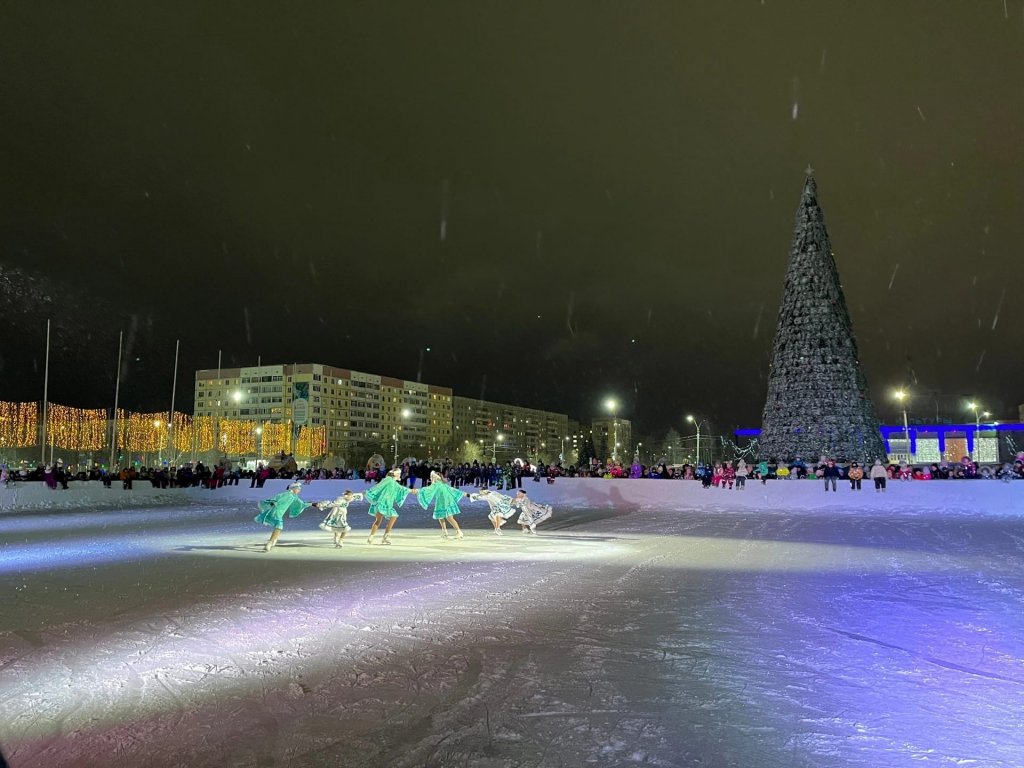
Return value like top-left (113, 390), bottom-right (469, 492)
top-left (869, 459), bottom-right (888, 492)
top-left (821, 459), bottom-right (841, 492)
top-left (847, 462), bottom-right (864, 490)
top-left (735, 460), bottom-right (749, 489)
top-left (721, 463), bottom-right (735, 490)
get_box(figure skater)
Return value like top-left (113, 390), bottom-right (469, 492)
top-left (255, 481), bottom-right (312, 552)
top-left (316, 489), bottom-right (364, 547)
top-left (469, 488), bottom-right (518, 535)
top-left (366, 468), bottom-right (415, 545)
top-left (417, 470), bottom-right (466, 539)
top-left (513, 490), bottom-right (553, 534)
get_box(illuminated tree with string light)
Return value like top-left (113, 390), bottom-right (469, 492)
top-left (758, 171), bottom-right (885, 462)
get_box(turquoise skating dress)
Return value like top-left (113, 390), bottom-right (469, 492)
top-left (418, 480), bottom-right (466, 519)
top-left (366, 476), bottom-right (412, 519)
top-left (255, 491), bottom-right (311, 530)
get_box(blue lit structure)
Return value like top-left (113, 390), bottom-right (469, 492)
top-left (735, 424), bottom-right (1024, 461)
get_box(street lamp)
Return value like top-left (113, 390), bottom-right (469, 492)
top-left (492, 433), bottom-right (503, 462)
top-left (605, 397), bottom-right (619, 462)
top-left (893, 389), bottom-right (913, 464)
top-left (255, 426), bottom-right (263, 465)
top-left (686, 415), bottom-right (706, 468)
top-left (560, 435), bottom-right (569, 462)
top-left (393, 408), bottom-right (412, 468)
top-left (153, 420), bottom-right (163, 465)
top-left (967, 401), bottom-right (982, 462)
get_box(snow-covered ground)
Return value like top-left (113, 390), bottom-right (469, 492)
top-left (1, 479), bottom-right (1023, 767)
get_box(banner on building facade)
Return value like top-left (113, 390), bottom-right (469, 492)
top-left (292, 382), bottom-right (309, 426)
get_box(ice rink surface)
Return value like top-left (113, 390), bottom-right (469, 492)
top-left (1, 479), bottom-right (1023, 767)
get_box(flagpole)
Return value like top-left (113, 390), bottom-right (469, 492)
top-left (40, 319), bottom-right (50, 466)
top-left (110, 331), bottom-right (123, 470)
top-left (216, 349), bottom-right (222, 461)
top-left (190, 369), bottom-right (198, 464)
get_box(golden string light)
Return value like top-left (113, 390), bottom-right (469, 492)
top-left (117, 410), bottom-right (167, 453)
top-left (0, 405), bottom-right (327, 462)
top-left (297, 424), bottom-right (327, 458)
top-left (191, 415), bottom-right (215, 453)
top-left (218, 419), bottom-right (259, 456)
top-left (259, 421), bottom-right (290, 456)
top-left (0, 401), bottom-right (38, 448)
top-left (46, 404), bottom-right (106, 451)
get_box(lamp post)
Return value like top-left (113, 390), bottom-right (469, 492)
top-left (392, 408), bottom-right (411, 468)
top-left (492, 433), bottom-right (503, 463)
top-left (966, 405), bottom-right (991, 466)
top-left (686, 415), bottom-right (705, 468)
top-left (153, 420), bottom-right (162, 465)
top-left (967, 401), bottom-right (982, 462)
top-left (255, 426), bottom-right (263, 466)
top-left (560, 435), bottom-right (568, 462)
top-left (894, 389), bottom-right (913, 464)
top-left (605, 397), bottom-right (618, 462)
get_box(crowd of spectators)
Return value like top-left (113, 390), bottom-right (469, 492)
top-left (3, 452), bottom-right (1022, 491)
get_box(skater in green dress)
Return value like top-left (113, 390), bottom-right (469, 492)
top-left (255, 482), bottom-right (312, 552)
top-left (417, 470), bottom-right (466, 539)
top-left (366, 469), bottom-right (416, 545)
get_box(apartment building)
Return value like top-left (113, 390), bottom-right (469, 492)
top-left (452, 396), bottom-right (570, 463)
top-left (193, 363), bottom-right (452, 464)
top-left (589, 416), bottom-right (633, 463)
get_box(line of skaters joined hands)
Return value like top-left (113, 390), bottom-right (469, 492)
top-left (253, 468), bottom-right (553, 552)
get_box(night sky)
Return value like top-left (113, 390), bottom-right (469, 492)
top-left (2, 2), bottom-right (1022, 437)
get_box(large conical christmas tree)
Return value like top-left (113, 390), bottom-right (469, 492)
top-left (758, 171), bottom-right (886, 463)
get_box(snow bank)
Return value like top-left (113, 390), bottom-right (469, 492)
top-left (196, 477), bottom-right (1024, 516)
top-left (3, 476), bottom-right (1019, 516)
top-left (0, 482), bottom-right (187, 512)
